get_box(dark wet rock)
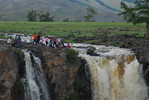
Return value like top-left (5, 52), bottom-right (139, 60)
top-left (73, 59), bottom-right (91, 100)
top-left (87, 46), bottom-right (100, 56)
top-left (87, 46), bottom-right (96, 52)
top-left (0, 84), bottom-right (8, 95)
top-left (11, 39), bottom-right (18, 47)
top-left (142, 63), bottom-right (149, 88)
top-left (135, 49), bottom-right (149, 64)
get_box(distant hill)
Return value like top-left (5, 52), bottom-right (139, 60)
top-left (0, 0), bottom-right (134, 22)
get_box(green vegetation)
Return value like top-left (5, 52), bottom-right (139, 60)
top-left (53, 92), bottom-right (59, 100)
top-left (119, 0), bottom-right (149, 39)
top-left (0, 21), bottom-right (145, 34)
top-left (15, 50), bottom-right (25, 77)
top-left (63, 18), bottom-right (71, 22)
top-left (39, 12), bottom-right (54, 22)
top-left (69, 93), bottom-right (79, 100)
top-left (0, 21), bottom-right (146, 41)
top-left (13, 80), bottom-right (25, 94)
top-left (27, 10), bottom-right (37, 22)
top-left (27, 10), bottom-right (54, 22)
top-left (73, 73), bottom-right (83, 90)
top-left (66, 49), bottom-right (78, 63)
top-left (0, 32), bottom-right (10, 39)
top-left (84, 7), bottom-right (97, 22)
top-left (16, 50), bottom-right (24, 61)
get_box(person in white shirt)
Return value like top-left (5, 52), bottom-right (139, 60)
top-left (7, 38), bottom-right (11, 44)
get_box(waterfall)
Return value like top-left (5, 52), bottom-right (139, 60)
top-left (72, 43), bottom-right (149, 100)
top-left (22, 50), bottom-right (50, 100)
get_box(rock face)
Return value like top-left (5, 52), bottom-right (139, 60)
top-left (22, 45), bottom-right (91, 100)
top-left (41, 47), bottom-right (79, 99)
top-left (0, 42), bottom-right (91, 100)
top-left (38, 47), bottom-right (91, 100)
top-left (0, 45), bottom-right (19, 100)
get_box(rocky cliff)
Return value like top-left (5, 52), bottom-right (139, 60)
top-left (0, 42), bottom-right (91, 100)
top-left (0, 45), bottom-right (19, 100)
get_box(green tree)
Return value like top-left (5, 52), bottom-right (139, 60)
top-left (39, 12), bottom-right (54, 22)
top-left (84, 7), bottom-right (97, 22)
top-left (27, 10), bottom-right (37, 22)
top-left (119, 0), bottom-right (149, 39)
top-left (63, 18), bottom-right (71, 22)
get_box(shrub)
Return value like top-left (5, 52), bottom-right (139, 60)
top-left (73, 74), bottom-right (83, 90)
top-left (16, 50), bottom-right (25, 63)
top-left (53, 93), bottom-right (59, 100)
top-left (13, 80), bottom-right (25, 94)
top-left (66, 49), bottom-right (78, 63)
top-left (15, 50), bottom-right (25, 77)
top-left (69, 93), bottom-right (79, 100)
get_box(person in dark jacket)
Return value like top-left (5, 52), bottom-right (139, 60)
top-left (17, 35), bottom-right (22, 48)
top-left (37, 33), bottom-right (40, 44)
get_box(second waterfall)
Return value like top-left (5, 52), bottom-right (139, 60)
top-left (72, 43), bottom-right (149, 100)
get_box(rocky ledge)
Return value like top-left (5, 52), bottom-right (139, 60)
top-left (0, 42), bottom-right (91, 100)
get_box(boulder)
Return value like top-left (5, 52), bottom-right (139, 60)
top-left (87, 46), bottom-right (99, 56)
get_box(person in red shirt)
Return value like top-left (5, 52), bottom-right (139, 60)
top-left (33, 33), bottom-right (37, 45)
top-left (67, 43), bottom-right (71, 48)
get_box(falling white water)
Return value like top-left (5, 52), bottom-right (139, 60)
top-left (71, 43), bottom-right (149, 100)
top-left (22, 50), bottom-right (50, 100)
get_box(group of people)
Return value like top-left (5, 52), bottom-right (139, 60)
top-left (32, 33), bottom-right (71, 48)
top-left (7, 33), bottom-right (71, 49)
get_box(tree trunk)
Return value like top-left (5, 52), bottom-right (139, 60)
top-left (145, 15), bottom-right (149, 39)
top-left (145, 26), bottom-right (149, 39)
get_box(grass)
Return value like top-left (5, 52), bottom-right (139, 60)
top-left (0, 21), bottom-right (146, 41)
top-left (83, 39), bottom-right (98, 43)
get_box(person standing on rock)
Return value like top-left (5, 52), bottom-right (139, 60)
top-left (7, 38), bottom-right (11, 44)
top-left (53, 37), bottom-right (57, 48)
top-left (15, 34), bottom-right (18, 40)
top-left (45, 36), bottom-right (49, 46)
top-left (17, 35), bottom-right (22, 48)
top-left (37, 33), bottom-right (40, 44)
top-left (67, 43), bottom-right (71, 48)
top-left (11, 34), bottom-right (18, 47)
top-left (33, 33), bottom-right (37, 45)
